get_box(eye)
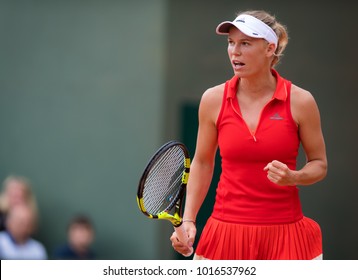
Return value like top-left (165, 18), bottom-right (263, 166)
top-left (241, 41), bottom-right (250, 46)
top-left (227, 39), bottom-right (235, 46)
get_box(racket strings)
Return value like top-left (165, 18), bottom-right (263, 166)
top-left (142, 146), bottom-right (185, 214)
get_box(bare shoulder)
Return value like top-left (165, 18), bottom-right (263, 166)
top-left (199, 83), bottom-right (226, 123)
top-left (201, 83), bottom-right (225, 103)
top-left (199, 83), bottom-right (225, 110)
top-left (291, 84), bottom-right (316, 106)
top-left (290, 84), bottom-right (320, 125)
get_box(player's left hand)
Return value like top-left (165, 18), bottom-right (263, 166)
top-left (264, 160), bottom-right (296, 186)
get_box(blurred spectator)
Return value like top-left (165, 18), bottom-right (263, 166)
top-left (0, 204), bottom-right (47, 259)
top-left (54, 214), bottom-right (96, 260)
top-left (0, 175), bottom-right (38, 231)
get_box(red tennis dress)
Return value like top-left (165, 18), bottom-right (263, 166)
top-left (195, 70), bottom-right (322, 260)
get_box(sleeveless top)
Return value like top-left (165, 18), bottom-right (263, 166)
top-left (212, 69), bottom-right (303, 224)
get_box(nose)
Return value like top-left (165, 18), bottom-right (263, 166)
top-left (230, 43), bottom-right (241, 56)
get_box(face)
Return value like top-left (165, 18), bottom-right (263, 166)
top-left (5, 180), bottom-right (29, 208)
top-left (227, 27), bottom-right (275, 77)
top-left (7, 206), bottom-right (36, 243)
top-left (68, 224), bottom-right (94, 253)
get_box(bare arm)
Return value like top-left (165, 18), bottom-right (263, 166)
top-left (264, 85), bottom-right (327, 186)
top-left (170, 84), bottom-right (223, 254)
top-left (183, 101), bottom-right (219, 222)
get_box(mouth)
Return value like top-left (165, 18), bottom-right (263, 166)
top-left (232, 60), bottom-right (245, 70)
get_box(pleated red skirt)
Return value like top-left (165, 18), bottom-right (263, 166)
top-left (195, 216), bottom-right (322, 260)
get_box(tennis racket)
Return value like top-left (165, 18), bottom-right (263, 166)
top-left (137, 140), bottom-right (193, 256)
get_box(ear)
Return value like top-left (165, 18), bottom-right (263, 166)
top-left (266, 43), bottom-right (276, 57)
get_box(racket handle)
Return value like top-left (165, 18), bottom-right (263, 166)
top-left (174, 224), bottom-right (194, 257)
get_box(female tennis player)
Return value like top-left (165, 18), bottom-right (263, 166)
top-left (170, 10), bottom-right (327, 260)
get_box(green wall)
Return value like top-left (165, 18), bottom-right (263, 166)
top-left (0, 0), bottom-right (168, 259)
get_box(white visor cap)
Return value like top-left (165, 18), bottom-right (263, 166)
top-left (216, 14), bottom-right (278, 49)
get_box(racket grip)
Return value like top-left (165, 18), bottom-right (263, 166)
top-left (174, 224), bottom-right (194, 257)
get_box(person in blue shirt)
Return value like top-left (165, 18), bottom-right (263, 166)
top-left (0, 204), bottom-right (47, 260)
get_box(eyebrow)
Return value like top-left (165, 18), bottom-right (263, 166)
top-left (227, 36), bottom-right (254, 41)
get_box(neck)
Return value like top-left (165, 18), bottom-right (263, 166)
top-left (7, 231), bottom-right (27, 245)
top-left (238, 69), bottom-right (277, 97)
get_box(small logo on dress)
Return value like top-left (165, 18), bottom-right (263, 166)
top-left (270, 113), bottom-right (284, 120)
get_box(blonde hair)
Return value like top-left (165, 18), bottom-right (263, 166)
top-left (238, 10), bottom-right (289, 67)
top-left (0, 175), bottom-right (38, 215)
